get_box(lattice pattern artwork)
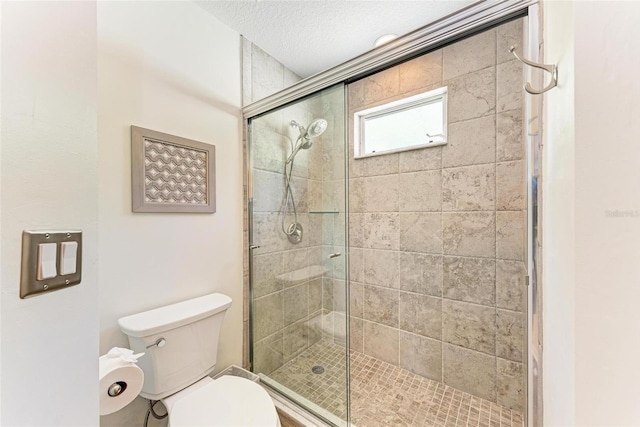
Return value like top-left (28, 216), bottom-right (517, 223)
top-left (143, 138), bottom-right (208, 204)
top-left (131, 126), bottom-right (215, 213)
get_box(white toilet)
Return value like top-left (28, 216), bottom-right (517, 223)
top-left (118, 293), bottom-right (280, 427)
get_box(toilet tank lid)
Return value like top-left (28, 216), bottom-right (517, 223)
top-left (118, 293), bottom-right (232, 338)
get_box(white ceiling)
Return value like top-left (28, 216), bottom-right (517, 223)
top-left (197, 0), bottom-right (476, 78)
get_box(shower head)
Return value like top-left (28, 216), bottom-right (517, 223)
top-left (286, 118), bottom-right (328, 164)
top-left (290, 119), bottom-right (328, 141)
top-left (304, 119), bottom-right (328, 139)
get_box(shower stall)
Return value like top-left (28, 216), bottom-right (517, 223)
top-left (246, 2), bottom-right (540, 426)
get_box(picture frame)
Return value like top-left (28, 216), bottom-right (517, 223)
top-left (131, 126), bottom-right (216, 213)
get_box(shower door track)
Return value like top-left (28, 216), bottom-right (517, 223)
top-left (242, 0), bottom-right (538, 120)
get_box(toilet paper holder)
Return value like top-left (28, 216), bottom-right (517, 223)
top-left (107, 381), bottom-right (128, 397)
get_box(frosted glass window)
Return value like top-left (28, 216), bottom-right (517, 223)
top-left (354, 87), bottom-right (447, 158)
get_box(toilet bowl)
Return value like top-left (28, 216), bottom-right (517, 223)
top-left (118, 293), bottom-right (280, 427)
top-left (164, 376), bottom-right (280, 427)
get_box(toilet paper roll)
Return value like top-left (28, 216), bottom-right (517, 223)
top-left (99, 355), bottom-right (144, 415)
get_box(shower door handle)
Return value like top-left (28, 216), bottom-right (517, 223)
top-left (328, 252), bottom-right (341, 259)
top-left (249, 245), bottom-right (261, 250)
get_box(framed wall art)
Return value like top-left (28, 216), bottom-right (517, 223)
top-left (131, 126), bottom-right (216, 213)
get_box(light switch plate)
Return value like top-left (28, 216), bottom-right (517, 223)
top-left (20, 230), bottom-right (82, 299)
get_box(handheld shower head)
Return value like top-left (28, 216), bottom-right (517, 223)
top-left (304, 119), bottom-right (328, 139)
top-left (285, 118), bottom-right (328, 164)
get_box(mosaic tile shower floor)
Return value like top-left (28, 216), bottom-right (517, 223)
top-left (269, 340), bottom-right (523, 427)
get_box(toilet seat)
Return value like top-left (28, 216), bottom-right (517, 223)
top-left (167, 376), bottom-right (280, 427)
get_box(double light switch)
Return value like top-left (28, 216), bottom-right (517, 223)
top-left (21, 231), bottom-right (82, 298)
top-left (35, 241), bottom-right (79, 280)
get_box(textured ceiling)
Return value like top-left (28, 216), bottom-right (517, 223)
top-left (197, 0), bottom-right (476, 78)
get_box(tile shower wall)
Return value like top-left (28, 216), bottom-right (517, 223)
top-left (347, 19), bottom-right (526, 412)
top-left (244, 39), bottom-right (332, 375)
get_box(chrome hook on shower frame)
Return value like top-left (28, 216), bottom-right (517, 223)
top-left (509, 44), bottom-right (558, 95)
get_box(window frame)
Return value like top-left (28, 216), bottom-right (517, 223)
top-left (353, 86), bottom-right (448, 159)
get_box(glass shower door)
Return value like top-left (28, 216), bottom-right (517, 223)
top-left (248, 84), bottom-right (348, 425)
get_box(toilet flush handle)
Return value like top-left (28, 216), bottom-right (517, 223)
top-left (146, 338), bottom-right (166, 349)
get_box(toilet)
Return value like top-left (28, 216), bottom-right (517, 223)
top-left (118, 293), bottom-right (280, 427)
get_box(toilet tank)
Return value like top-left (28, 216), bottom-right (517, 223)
top-left (118, 293), bottom-right (232, 400)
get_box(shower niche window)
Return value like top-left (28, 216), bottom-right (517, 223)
top-left (354, 86), bottom-right (447, 158)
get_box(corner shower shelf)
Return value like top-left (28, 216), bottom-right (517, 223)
top-left (275, 265), bottom-right (328, 286)
top-left (308, 211), bottom-right (340, 215)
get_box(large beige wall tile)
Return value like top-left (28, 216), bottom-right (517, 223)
top-left (496, 110), bottom-right (524, 162)
top-left (307, 215), bottom-right (323, 247)
top-left (349, 281), bottom-right (364, 318)
top-left (253, 332), bottom-right (283, 374)
top-left (442, 164), bottom-right (496, 211)
top-left (447, 67), bottom-right (496, 123)
top-left (352, 152), bottom-right (400, 177)
top-left (443, 256), bottom-right (496, 305)
top-left (497, 358), bottom-right (524, 412)
top-left (309, 278), bottom-right (323, 313)
top-left (282, 247), bottom-right (310, 279)
top-left (254, 292), bottom-right (284, 341)
top-left (349, 213), bottom-right (365, 247)
top-left (364, 249), bottom-right (400, 288)
top-left (399, 171), bottom-right (442, 212)
top-left (242, 37), bottom-right (253, 104)
top-left (253, 212), bottom-right (286, 254)
top-left (443, 29), bottom-right (496, 80)
top-left (399, 146), bottom-right (442, 173)
top-left (399, 212), bottom-right (443, 253)
top-left (496, 161), bottom-right (525, 210)
top-left (283, 284), bottom-right (309, 326)
top-left (349, 178), bottom-right (364, 213)
top-left (349, 247), bottom-right (365, 283)
top-left (253, 169), bottom-right (284, 212)
top-left (496, 309), bottom-right (524, 362)
top-left (252, 125), bottom-right (287, 174)
top-left (322, 278), bottom-right (334, 312)
top-left (399, 50), bottom-right (443, 93)
top-left (443, 212), bottom-right (496, 257)
top-left (399, 252), bottom-right (443, 297)
top-left (496, 211), bottom-right (525, 260)
top-left (364, 213), bottom-right (400, 250)
top-left (348, 78), bottom-right (366, 111)
top-left (496, 260), bottom-right (525, 312)
top-left (497, 60), bottom-right (523, 113)
top-left (443, 343), bottom-right (496, 401)
top-left (442, 299), bottom-right (496, 354)
top-left (364, 320), bottom-right (399, 365)
top-left (363, 174), bottom-right (400, 212)
top-left (350, 316), bottom-right (364, 353)
top-left (251, 44), bottom-right (284, 101)
top-left (363, 66), bottom-right (400, 105)
top-left (443, 115), bottom-right (496, 168)
top-left (399, 331), bottom-right (442, 381)
top-left (497, 18), bottom-right (524, 64)
top-left (252, 252), bottom-right (284, 298)
top-left (364, 285), bottom-right (399, 327)
top-left (399, 292), bottom-right (442, 339)
top-left (283, 319), bottom-right (310, 362)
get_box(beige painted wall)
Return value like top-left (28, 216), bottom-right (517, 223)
top-left (98, 2), bottom-right (242, 425)
top-left (1, 2), bottom-right (99, 425)
top-left (542, 1), bottom-right (576, 425)
top-left (574, 3), bottom-right (640, 423)
top-left (543, 0), bottom-right (640, 425)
